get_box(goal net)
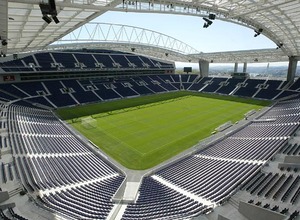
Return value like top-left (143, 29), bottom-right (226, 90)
top-left (81, 116), bottom-right (97, 129)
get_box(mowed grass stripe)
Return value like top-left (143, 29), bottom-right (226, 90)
top-left (64, 92), bottom-right (270, 170)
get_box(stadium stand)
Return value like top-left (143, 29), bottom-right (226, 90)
top-left (119, 95), bottom-right (300, 219)
top-left (216, 78), bottom-right (245, 95)
top-left (289, 78), bottom-right (300, 91)
top-left (201, 77), bottom-right (226, 93)
top-left (60, 79), bottom-right (101, 104)
top-left (34, 52), bottom-right (55, 71)
top-left (128, 78), bottom-right (154, 95)
top-left (0, 51), bottom-right (174, 74)
top-left (254, 79), bottom-right (284, 100)
top-left (187, 77), bottom-right (213, 91)
top-left (6, 104), bottom-right (125, 219)
top-left (1, 49), bottom-right (300, 219)
top-left (122, 177), bottom-right (209, 220)
top-left (40, 176), bottom-right (124, 219)
top-left (0, 73), bottom-right (299, 110)
top-left (139, 76), bottom-right (168, 93)
top-left (233, 79), bottom-right (266, 98)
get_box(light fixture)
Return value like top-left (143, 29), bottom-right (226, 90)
top-left (52, 15), bottom-right (60, 24)
top-left (254, 28), bottom-right (263, 37)
top-left (203, 23), bottom-right (209, 28)
top-left (276, 43), bottom-right (283, 49)
top-left (203, 17), bottom-right (213, 28)
top-left (42, 15), bottom-right (52, 24)
top-left (209, 13), bottom-right (216, 20)
top-left (1, 40), bottom-right (7, 46)
top-left (39, 0), bottom-right (59, 24)
top-left (203, 17), bottom-right (213, 25)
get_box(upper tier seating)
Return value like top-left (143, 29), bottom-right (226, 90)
top-left (0, 59), bottom-right (32, 72)
top-left (0, 51), bottom-right (174, 73)
top-left (52, 53), bottom-right (77, 69)
top-left (34, 53), bottom-right (55, 71)
top-left (73, 53), bottom-right (97, 68)
top-left (125, 55), bottom-right (144, 68)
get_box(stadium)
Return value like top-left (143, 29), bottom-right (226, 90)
top-left (0, 1), bottom-right (300, 220)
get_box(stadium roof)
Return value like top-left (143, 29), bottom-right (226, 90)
top-left (1, 0), bottom-right (300, 63)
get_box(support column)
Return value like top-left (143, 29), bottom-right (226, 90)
top-left (198, 59), bottom-right (209, 77)
top-left (287, 56), bottom-right (298, 82)
top-left (243, 62), bottom-right (247, 73)
top-left (234, 63), bottom-right (238, 73)
top-left (0, 0), bottom-right (8, 55)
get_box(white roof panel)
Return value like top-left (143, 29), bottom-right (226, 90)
top-left (1, 0), bottom-right (300, 62)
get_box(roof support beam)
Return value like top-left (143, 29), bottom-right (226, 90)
top-left (287, 56), bottom-right (299, 82)
top-left (8, 0), bottom-right (113, 10)
top-left (230, 0), bottom-right (296, 19)
top-left (0, 0), bottom-right (8, 55)
top-left (199, 59), bottom-right (209, 77)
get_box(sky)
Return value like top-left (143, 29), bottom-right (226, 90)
top-left (93, 11), bottom-right (277, 53)
top-left (88, 11), bottom-right (294, 71)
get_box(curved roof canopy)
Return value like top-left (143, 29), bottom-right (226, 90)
top-left (1, 0), bottom-right (300, 62)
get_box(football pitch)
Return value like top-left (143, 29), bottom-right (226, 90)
top-left (56, 92), bottom-right (270, 170)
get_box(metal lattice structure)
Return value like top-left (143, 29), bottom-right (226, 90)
top-left (48, 22), bottom-right (200, 62)
top-left (192, 48), bottom-right (289, 63)
top-left (1, 0), bottom-right (300, 62)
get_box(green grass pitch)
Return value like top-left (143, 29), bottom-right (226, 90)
top-left (56, 91), bottom-right (270, 170)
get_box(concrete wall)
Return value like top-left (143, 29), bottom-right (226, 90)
top-left (218, 215), bottom-right (231, 220)
top-left (284, 155), bottom-right (300, 163)
top-left (0, 191), bottom-right (9, 203)
top-left (199, 60), bottom-right (209, 77)
top-left (238, 201), bottom-right (286, 220)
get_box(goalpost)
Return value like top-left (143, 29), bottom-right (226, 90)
top-left (81, 116), bottom-right (97, 129)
